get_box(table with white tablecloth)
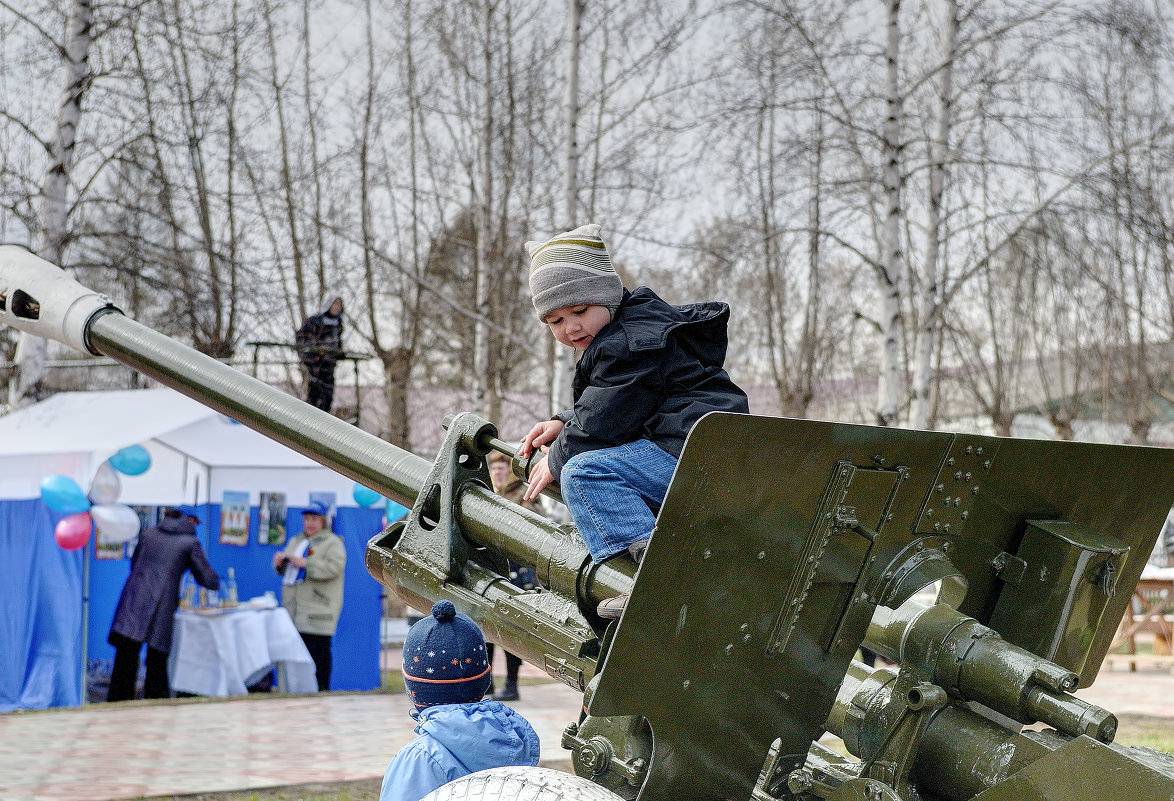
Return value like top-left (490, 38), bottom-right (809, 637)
top-left (169, 606), bottom-right (318, 696)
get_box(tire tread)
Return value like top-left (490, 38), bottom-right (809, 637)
top-left (422, 766), bottom-right (623, 801)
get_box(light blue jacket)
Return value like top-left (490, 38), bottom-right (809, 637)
top-left (379, 700), bottom-right (540, 801)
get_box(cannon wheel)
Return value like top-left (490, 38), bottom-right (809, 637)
top-left (422, 766), bottom-right (625, 801)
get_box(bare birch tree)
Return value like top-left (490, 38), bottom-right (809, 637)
top-left (471, 0), bottom-right (495, 419)
top-left (1079, 4), bottom-right (1171, 445)
top-left (354, 0), bottom-right (436, 446)
top-left (689, 3), bottom-right (843, 418)
top-left (874, 0), bottom-right (906, 427)
top-left (1023, 216), bottom-right (1102, 441)
top-left (909, 0), bottom-right (959, 430)
top-left (550, 0), bottom-right (586, 416)
top-left (5, 0), bottom-right (93, 408)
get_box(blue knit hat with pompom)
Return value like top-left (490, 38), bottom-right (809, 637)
top-left (402, 600), bottom-right (491, 709)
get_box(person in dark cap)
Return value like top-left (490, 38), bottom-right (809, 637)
top-left (107, 508), bottom-right (219, 701)
top-left (378, 600), bottom-right (539, 801)
top-left (295, 294), bottom-right (345, 412)
top-left (272, 500), bottom-right (346, 690)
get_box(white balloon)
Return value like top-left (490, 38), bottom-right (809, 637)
top-left (90, 503), bottom-right (141, 544)
top-left (88, 462), bottom-right (122, 505)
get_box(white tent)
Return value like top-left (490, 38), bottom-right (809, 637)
top-left (0, 388), bottom-right (389, 710)
top-left (0, 388), bottom-right (358, 506)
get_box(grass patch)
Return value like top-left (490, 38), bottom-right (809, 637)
top-left (380, 669), bottom-right (404, 693)
top-left (1116, 714), bottom-right (1174, 753)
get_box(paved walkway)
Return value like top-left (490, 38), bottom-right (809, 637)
top-left (2, 662), bottom-right (1172, 801)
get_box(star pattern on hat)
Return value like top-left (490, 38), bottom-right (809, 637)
top-left (401, 601), bottom-right (492, 707)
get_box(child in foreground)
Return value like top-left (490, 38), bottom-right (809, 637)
top-left (520, 223), bottom-right (749, 619)
top-left (379, 601), bottom-right (540, 801)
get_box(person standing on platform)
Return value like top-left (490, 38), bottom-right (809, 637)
top-left (295, 294), bottom-right (345, 412)
top-left (485, 451), bottom-right (542, 701)
top-left (106, 508), bottom-right (219, 702)
top-left (272, 500), bottom-right (346, 690)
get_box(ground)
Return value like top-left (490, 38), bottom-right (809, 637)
top-left (143, 778), bottom-right (383, 801)
top-left (133, 715), bottom-right (1172, 801)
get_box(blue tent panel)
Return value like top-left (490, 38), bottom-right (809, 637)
top-left (0, 500), bottom-right (83, 712)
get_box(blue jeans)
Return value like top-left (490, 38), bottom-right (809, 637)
top-left (560, 439), bottom-right (677, 562)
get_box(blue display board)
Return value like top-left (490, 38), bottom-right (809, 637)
top-left (2, 499), bottom-right (387, 710)
top-left (87, 503), bottom-right (386, 693)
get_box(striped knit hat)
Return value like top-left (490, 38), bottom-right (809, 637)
top-left (526, 223), bottom-right (623, 320)
top-left (402, 601), bottom-right (491, 709)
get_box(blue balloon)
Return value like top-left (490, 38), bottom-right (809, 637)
top-left (386, 499), bottom-right (409, 522)
top-left (352, 483), bottom-right (382, 507)
top-left (109, 445), bottom-right (151, 476)
top-left (40, 474), bottom-right (91, 514)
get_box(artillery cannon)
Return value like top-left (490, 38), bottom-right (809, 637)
top-left (3, 244), bottom-right (1174, 801)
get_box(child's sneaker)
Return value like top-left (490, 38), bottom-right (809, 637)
top-left (597, 594), bottom-right (629, 619)
top-left (628, 539), bottom-right (649, 564)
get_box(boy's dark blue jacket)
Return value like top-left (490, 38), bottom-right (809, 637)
top-left (546, 286), bottom-right (749, 480)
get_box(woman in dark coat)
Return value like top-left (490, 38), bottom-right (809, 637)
top-left (106, 509), bottom-right (219, 701)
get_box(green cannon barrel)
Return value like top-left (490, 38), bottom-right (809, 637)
top-left (0, 246), bottom-right (632, 618)
top-left (92, 309), bottom-right (431, 506)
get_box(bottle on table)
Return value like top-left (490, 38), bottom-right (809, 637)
top-left (225, 567), bottom-right (239, 607)
top-left (179, 575), bottom-right (194, 609)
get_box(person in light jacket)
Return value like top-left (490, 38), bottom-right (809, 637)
top-left (484, 451), bottom-right (542, 701)
top-left (107, 508), bottom-right (219, 701)
top-left (379, 601), bottom-right (539, 801)
top-left (272, 500), bottom-right (346, 690)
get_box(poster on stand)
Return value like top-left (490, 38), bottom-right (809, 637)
top-left (131, 505), bottom-right (158, 531)
top-left (126, 505), bottom-right (158, 559)
top-left (219, 490), bottom-right (250, 546)
top-left (94, 530), bottom-right (125, 560)
top-left (258, 492), bottom-right (287, 545)
top-left (308, 491), bottom-right (337, 520)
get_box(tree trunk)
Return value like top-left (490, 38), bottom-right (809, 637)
top-left (471, 0), bottom-right (494, 419)
top-left (262, 0), bottom-right (306, 315)
top-left (302, 0), bottom-right (327, 291)
top-left (911, 0), bottom-right (958, 430)
top-left (383, 348), bottom-right (412, 448)
top-left (1049, 413), bottom-right (1075, 441)
top-left (8, 0), bottom-right (93, 409)
top-left (875, 0), bottom-right (906, 428)
top-left (794, 105), bottom-right (824, 420)
top-left (553, 0), bottom-right (586, 416)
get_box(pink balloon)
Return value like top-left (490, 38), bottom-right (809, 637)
top-left (55, 512), bottom-right (93, 551)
